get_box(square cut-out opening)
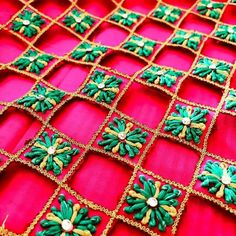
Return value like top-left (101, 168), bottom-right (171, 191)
top-left (32, 0), bottom-right (71, 18)
top-left (51, 99), bottom-right (108, 144)
top-left (31, 189), bottom-right (110, 235)
top-left (35, 25), bottom-right (81, 56)
top-left (69, 152), bottom-right (132, 209)
top-left (0, 0), bottom-right (23, 24)
top-left (89, 22), bottom-right (129, 47)
top-left (143, 138), bottom-right (199, 185)
top-left (201, 38), bottom-right (236, 64)
top-left (0, 30), bottom-right (27, 63)
top-left (154, 46), bottom-right (196, 71)
top-left (180, 13), bottom-right (215, 34)
top-left (136, 19), bottom-right (174, 42)
top-left (77, 0), bottom-right (116, 18)
top-left (45, 62), bottom-right (91, 92)
top-left (176, 196), bottom-right (236, 236)
top-left (0, 162), bottom-right (56, 234)
top-left (208, 113), bottom-right (236, 161)
top-left (162, 0), bottom-right (197, 9)
top-left (221, 5), bottom-right (236, 25)
top-left (178, 76), bottom-right (223, 107)
top-left (118, 82), bottom-right (171, 129)
top-left (100, 51), bottom-right (147, 76)
top-left (0, 70), bottom-right (34, 102)
top-left (0, 108), bottom-right (42, 153)
top-left (122, 0), bottom-right (157, 14)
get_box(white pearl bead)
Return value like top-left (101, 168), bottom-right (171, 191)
top-left (47, 146), bottom-right (56, 155)
top-left (156, 70), bottom-right (164, 76)
top-left (228, 27), bottom-right (234, 34)
top-left (23, 20), bottom-right (30, 26)
top-left (137, 41), bottom-right (144, 47)
top-left (221, 174), bottom-right (231, 185)
top-left (207, 3), bottom-right (213, 8)
top-left (97, 83), bottom-right (105, 89)
top-left (147, 197), bottom-right (158, 207)
top-left (75, 18), bottom-right (82, 23)
top-left (118, 132), bottom-right (127, 140)
top-left (36, 94), bottom-right (45, 101)
top-left (61, 219), bottom-right (73, 232)
top-left (122, 13), bottom-right (128, 19)
top-left (182, 117), bottom-right (191, 126)
top-left (209, 64), bottom-right (217, 70)
top-left (165, 9), bottom-right (171, 15)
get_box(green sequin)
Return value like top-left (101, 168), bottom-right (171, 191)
top-left (164, 104), bottom-right (209, 144)
top-left (83, 70), bottom-right (122, 104)
top-left (71, 42), bottom-right (107, 62)
top-left (192, 57), bottom-right (231, 84)
top-left (63, 9), bottom-right (94, 34)
top-left (153, 5), bottom-right (182, 23)
top-left (215, 25), bottom-right (236, 43)
top-left (98, 117), bottom-right (148, 158)
top-left (37, 194), bottom-right (101, 235)
top-left (12, 10), bottom-right (45, 38)
top-left (141, 66), bottom-right (182, 88)
top-left (123, 36), bottom-right (156, 57)
top-left (198, 161), bottom-right (236, 204)
top-left (197, 0), bottom-right (224, 19)
top-left (110, 8), bottom-right (140, 26)
top-left (17, 84), bottom-right (65, 113)
top-left (124, 175), bottom-right (181, 232)
top-left (25, 132), bottom-right (79, 176)
top-left (171, 30), bottom-right (202, 50)
top-left (13, 49), bottom-right (53, 75)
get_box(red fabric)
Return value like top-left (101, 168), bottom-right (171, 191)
top-left (0, 0), bottom-right (236, 236)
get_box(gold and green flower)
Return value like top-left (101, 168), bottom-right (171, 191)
top-left (124, 175), bottom-right (181, 232)
top-left (123, 36), bottom-right (156, 57)
top-left (12, 10), bottom-right (45, 38)
top-left (192, 57), bottom-right (231, 84)
top-left (13, 49), bottom-right (53, 75)
top-left (17, 84), bottom-right (65, 113)
top-left (215, 25), bottom-right (236, 43)
top-left (25, 132), bottom-right (79, 176)
top-left (225, 90), bottom-right (236, 111)
top-left (63, 9), bottom-right (94, 34)
top-left (164, 104), bottom-right (209, 144)
top-left (198, 160), bottom-right (236, 204)
top-left (98, 117), bottom-right (148, 158)
top-left (37, 194), bottom-right (101, 235)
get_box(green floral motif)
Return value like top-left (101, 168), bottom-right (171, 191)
top-left (25, 132), bottom-right (79, 176)
top-left (164, 104), bottom-right (209, 144)
top-left (124, 175), bottom-right (181, 232)
top-left (215, 25), bottom-right (236, 43)
top-left (192, 57), bottom-right (231, 84)
top-left (71, 42), bottom-right (107, 62)
top-left (141, 66), bottom-right (182, 88)
top-left (123, 36), bottom-right (156, 57)
top-left (12, 10), bottom-right (45, 38)
top-left (82, 70), bottom-right (122, 104)
top-left (196, 0), bottom-right (224, 19)
top-left (198, 161), bottom-right (236, 204)
top-left (17, 84), bottom-right (65, 113)
top-left (13, 50), bottom-right (53, 75)
top-left (171, 30), bottom-right (202, 51)
top-left (110, 8), bottom-right (140, 26)
top-left (153, 5), bottom-right (182, 23)
top-left (98, 118), bottom-right (148, 158)
top-left (37, 194), bottom-right (101, 236)
top-left (63, 9), bottom-right (94, 34)
top-left (225, 90), bottom-right (236, 111)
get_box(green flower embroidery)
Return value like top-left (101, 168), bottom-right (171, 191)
top-left (98, 118), bottom-right (148, 158)
top-left (71, 42), bottom-right (107, 62)
top-left (13, 49), bottom-right (53, 75)
top-left (37, 194), bottom-right (101, 236)
top-left (196, 0), bottom-right (224, 19)
top-left (171, 30), bottom-right (202, 51)
top-left (164, 104), bottom-right (209, 144)
top-left (153, 5), bottom-right (182, 23)
top-left (17, 84), bottom-right (65, 113)
top-left (123, 36), bottom-right (156, 57)
top-left (198, 161), bottom-right (236, 204)
top-left (141, 66), bottom-right (182, 88)
top-left (82, 70), bottom-right (122, 104)
top-left (225, 90), bottom-right (236, 111)
top-left (63, 9), bottom-right (94, 34)
top-left (12, 10), bottom-right (45, 38)
top-left (192, 58), bottom-right (231, 84)
top-left (25, 132), bottom-right (79, 176)
top-left (124, 175), bottom-right (181, 232)
top-left (110, 9), bottom-right (140, 26)
top-left (215, 25), bottom-right (236, 43)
